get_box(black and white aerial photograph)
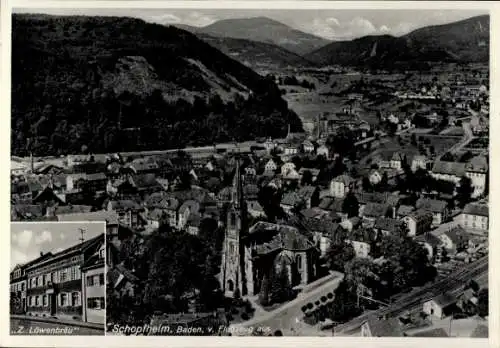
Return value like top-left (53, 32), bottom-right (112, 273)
top-left (10, 7), bottom-right (489, 338)
top-left (10, 222), bottom-right (106, 335)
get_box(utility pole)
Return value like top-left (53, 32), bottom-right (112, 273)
top-left (78, 228), bottom-right (86, 244)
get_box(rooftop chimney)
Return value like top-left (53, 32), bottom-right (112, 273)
top-left (40, 252), bottom-right (44, 257)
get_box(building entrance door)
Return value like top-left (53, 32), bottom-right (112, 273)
top-left (50, 294), bottom-right (56, 315)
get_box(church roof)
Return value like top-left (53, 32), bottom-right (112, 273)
top-left (249, 222), bottom-right (315, 255)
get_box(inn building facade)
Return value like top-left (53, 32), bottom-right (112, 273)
top-left (24, 234), bottom-right (104, 321)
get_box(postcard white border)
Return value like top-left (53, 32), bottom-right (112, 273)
top-left (1, 1), bottom-right (498, 348)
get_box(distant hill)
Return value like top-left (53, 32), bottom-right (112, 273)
top-left (306, 15), bottom-right (489, 68)
top-left (11, 14), bottom-right (303, 156)
top-left (190, 33), bottom-right (317, 69)
top-left (178, 16), bottom-right (330, 56)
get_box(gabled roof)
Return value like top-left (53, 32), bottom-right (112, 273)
top-left (57, 210), bottom-right (119, 225)
top-left (332, 174), bottom-right (355, 185)
top-left (431, 292), bottom-right (457, 307)
top-left (298, 185), bottom-right (318, 200)
top-left (405, 209), bottom-right (434, 224)
top-left (281, 192), bottom-right (302, 207)
top-left (463, 203), bottom-right (488, 217)
top-left (364, 316), bottom-right (404, 337)
top-left (363, 202), bottom-right (390, 217)
top-left (431, 161), bottom-right (466, 176)
top-left (443, 226), bottom-right (469, 246)
top-left (397, 205), bottom-right (415, 216)
top-left (416, 198), bottom-right (447, 213)
top-left (414, 233), bottom-right (442, 247)
top-left (109, 199), bottom-right (143, 212)
top-left (374, 217), bottom-right (404, 233)
top-left (465, 155), bottom-right (488, 173)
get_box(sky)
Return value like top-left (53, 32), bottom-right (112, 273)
top-left (13, 8), bottom-right (488, 41)
top-left (10, 222), bottom-right (105, 270)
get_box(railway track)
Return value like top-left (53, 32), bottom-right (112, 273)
top-left (334, 257), bottom-right (488, 334)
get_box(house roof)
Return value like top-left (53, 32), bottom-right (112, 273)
top-left (179, 200), bottom-right (200, 214)
top-left (415, 233), bottom-right (442, 247)
top-left (374, 217), bottom-right (404, 233)
top-left (86, 172), bottom-right (107, 181)
top-left (411, 328), bottom-right (449, 337)
top-left (406, 209), bottom-right (434, 224)
top-left (318, 196), bottom-right (344, 212)
top-left (443, 226), bottom-right (469, 246)
top-left (54, 205), bottom-right (92, 215)
top-left (416, 198), bottom-right (447, 213)
top-left (470, 324), bottom-right (488, 338)
top-left (397, 205), bottom-right (415, 216)
top-left (364, 316), bottom-right (404, 337)
top-left (109, 200), bottom-right (143, 212)
top-left (298, 186), bottom-right (318, 201)
top-left (463, 203), bottom-right (488, 217)
top-left (432, 292), bottom-right (457, 307)
top-left (131, 174), bottom-right (161, 189)
top-left (432, 161), bottom-right (466, 176)
top-left (249, 222), bottom-right (315, 253)
top-left (57, 210), bottom-right (119, 225)
top-left (299, 168), bottom-right (320, 176)
top-left (11, 204), bottom-right (44, 220)
top-left (363, 202), bottom-right (390, 217)
top-left (333, 174), bottom-right (355, 185)
top-left (465, 155), bottom-right (488, 173)
top-left (281, 192), bottom-right (302, 207)
top-left (26, 234), bottom-right (104, 271)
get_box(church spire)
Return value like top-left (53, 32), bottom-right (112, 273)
top-left (231, 156), bottom-right (244, 208)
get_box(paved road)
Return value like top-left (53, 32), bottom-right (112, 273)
top-left (10, 318), bottom-right (104, 336)
top-left (232, 273), bottom-right (344, 335)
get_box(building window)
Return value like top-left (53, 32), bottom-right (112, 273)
top-left (35, 296), bottom-right (40, 306)
top-left (87, 275), bottom-right (94, 287)
top-left (43, 295), bottom-right (48, 307)
top-left (99, 273), bottom-right (105, 286)
top-left (37, 276), bottom-right (43, 287)
top-left (99, 249), bottom-right (105, 259)
top-left (21, 283), bottom-right (25, 291)
top-left (60, 269), bottom-right (68, 283)
top-left (72, 292), bottom-right (80, 307)
top-left (296, 255), bottom-right (302, 270)
top-left (87, 297), bottom-right (105, 309)
top-left (61, 293), bottom-right (68, 307)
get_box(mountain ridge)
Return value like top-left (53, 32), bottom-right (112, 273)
top-left (11, 14), bottom-right (303, 156)
top-left (306, 15), bottom-right (489, 67)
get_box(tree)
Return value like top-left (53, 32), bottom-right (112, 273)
top-left (329, 280), bottom-right (361, 322)
top-left (457, 176), bottom-right (473, 208)
top-left (325, 243), bottom-right (355, 273)
top-left (269, 262), bottom-right (292, 304)
top-left (301, 170), bottom-right (313, 186)
top-left (259, 273), bottom-right (270, 306)
top-left (477, 288), bottom-right (488, 317)
top-left (342, 191), bottom-right (359, 218)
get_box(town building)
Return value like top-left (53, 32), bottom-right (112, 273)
top-left (460, 202), bottom-right (488, 234)
top-left (10, 252), bottom-right (53, 313)
top-left (330, 175), bottom-right (356, 198)
top-left (361, 316), bottom-right (405, 337)
top-left (402, 210), bottom-right (434, 237)
top-left (25, 233), bottom-right (104, 320)
top-left (423, 293), bottom-right (458, 319)
top-left (415, 198), bottom-right (449, 226)
top-left (81, 241), bottom-right (106, 324)
top-left (465, 155), bottom-right (488, 198)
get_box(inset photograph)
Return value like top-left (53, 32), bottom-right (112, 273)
top-left (10, 222), bottom-right (106, 336)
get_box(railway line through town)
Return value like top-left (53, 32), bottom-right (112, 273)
top-left (334, 256), bottom-right (488, 335)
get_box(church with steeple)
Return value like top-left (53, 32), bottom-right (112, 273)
top-left (219, 156), bottom-right (320, 298)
